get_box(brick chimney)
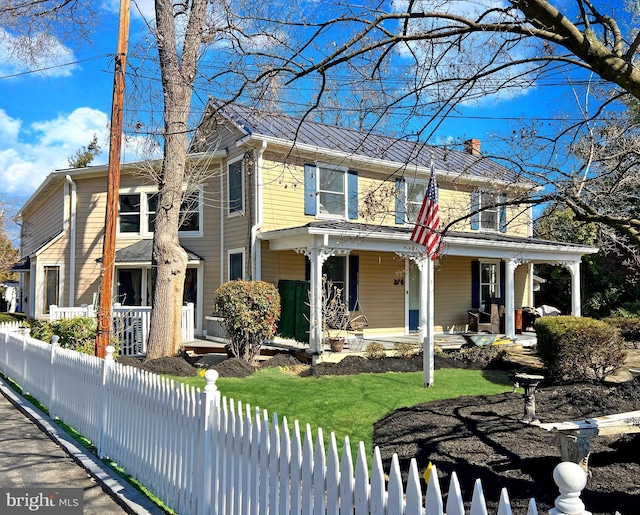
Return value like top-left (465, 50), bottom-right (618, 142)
top-left (464, 138), bottom-right (481, 155)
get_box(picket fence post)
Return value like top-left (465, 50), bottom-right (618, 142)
top-left (21, 328), bottom-right (29, 394)
top-left (198, 369), bottom-right (219, 515)
top-left (550, 461), bottom-right (591, 515)
top-left (97, 345), bottom-right (115, 459)
top-left (48, 336), bottom-right (60, 419)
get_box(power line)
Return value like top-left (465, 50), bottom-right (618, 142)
top-left (0, 54), bottom-right (111, 80)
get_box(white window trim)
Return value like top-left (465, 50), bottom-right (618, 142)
top-left (227, 156), bottom-right (245, 218)
top-left (479, 259), bottom-right (501, 305)
top-left (315, 162), bottom-right (349, 220)
top-left (228, 247), bottom-right (245, 281)
top-left (403, 178), bottom-right (429, 226)
top-left (478, 190), bottom-right (500, 232)
top-left (38, 261), bottom-right (64, 317)
top-left (117, 186), bottom-right (204, 239)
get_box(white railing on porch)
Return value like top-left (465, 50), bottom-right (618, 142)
top-left (0, 322), bottom-right (609, 515)
top-left (49, 304), bottom-right (95, 320)
top-left (48, 303), bottom-right (195, 356)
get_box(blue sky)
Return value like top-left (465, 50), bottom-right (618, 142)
top-left (0, 0), bottom-right (596, 225)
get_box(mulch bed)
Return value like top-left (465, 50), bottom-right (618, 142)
top-left (116, 349), bottom-right (640, 514)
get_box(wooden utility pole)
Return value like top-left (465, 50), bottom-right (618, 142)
top-left (95, 0), bottom-right (130, 358)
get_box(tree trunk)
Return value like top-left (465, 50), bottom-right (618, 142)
top-left (145, 0), bottom-right (206, 360)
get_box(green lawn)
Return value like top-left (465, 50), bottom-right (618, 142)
top-left (173, 367), bottom-right (513, 460)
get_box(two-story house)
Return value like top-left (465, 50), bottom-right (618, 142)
top-left (14, 100), bottom-right (597, 353)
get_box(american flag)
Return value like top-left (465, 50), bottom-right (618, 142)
top-left (410, 162), bottom-right (441, 259)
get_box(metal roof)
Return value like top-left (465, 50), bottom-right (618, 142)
top-left (261, 220), bottom-right (597, 254)
top-left (105, 240), bottom-right (204, 263)
top-left (211, 101), bottom-right (517, 182)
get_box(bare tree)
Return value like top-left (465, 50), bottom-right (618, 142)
top-left (230, 1), bottom-right (640, 253)
top-left (0, 0), bottom-right (96, 65)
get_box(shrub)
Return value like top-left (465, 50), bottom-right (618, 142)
top-left (0, 313), bottom-right (26, 324)
top-left (602, 317), bottom-right (640, 349)
top-left (215, 280), bottom-right (281, 363)
top-left (364, 342), bottom-right (386, 360)
top-left (535, 316), bottom-right (626, 383)
top-left (394, 342), bottom-right (417, 359)
top-left (29, 317), bottom-right (97, 355)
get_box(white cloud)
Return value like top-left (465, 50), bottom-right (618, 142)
top-left (0, 108), bottom-right (166, 203)
top-left (0, 30), bottom-right (77, 78)
top-left (0, 108), bottom-right (109, 199)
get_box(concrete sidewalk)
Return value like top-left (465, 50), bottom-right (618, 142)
top-left (0, 378), bottom-right (163, 515)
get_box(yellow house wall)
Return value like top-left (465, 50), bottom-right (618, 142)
top-left (260, 152), bottom-right (531, 238)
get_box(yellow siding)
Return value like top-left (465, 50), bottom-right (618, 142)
top-left (261, 246), bottom-right (306, 285)
top-left (434, 256), bottom-right (473, 329)
top-left (260, 151), bottom-right (531, 239)
top-left (357, 252), bottom-right (405, 334)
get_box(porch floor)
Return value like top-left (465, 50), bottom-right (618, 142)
top-left (185, 331), bottom-right (538, 363)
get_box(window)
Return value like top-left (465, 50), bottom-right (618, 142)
top-left (479, 191), bottom-right (498, 230)
top-left (229, 250), bottom-right (244, 281)
top-left (318, 166), bottom-right (346, 216)
top-left (43, 266), bottom-right (60, 314)
top-left (405, 181), bottom-right (427, 224)
top-left (119, 194), bottom-right (141, 233)
top-left (116, 266), bottom-right (198, 307)
top-left (471, 191), bottom-right (506, 232)
top-left (480, 262), bottom-right (500, 305)
top-left (118, 190), bottom-right (201, 236)
top-left (304, 164), bottom-right (358, 219)
top-left (228, 159), bottom-right (243, 215)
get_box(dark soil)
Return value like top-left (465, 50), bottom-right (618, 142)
top-left (116, 350), bottom-right (640, 514)
top-left (374, 378), bottom-right (640, 515)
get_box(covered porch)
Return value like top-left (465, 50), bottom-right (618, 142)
top-left (258, 221), bottom-right (598, 360)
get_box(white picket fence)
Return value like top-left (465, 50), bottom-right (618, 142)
top-left (48, 303), bottom-right (195, 356)
top-left (0, 322), bottom-right (603, 515)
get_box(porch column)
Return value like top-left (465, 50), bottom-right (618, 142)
top-left (504, 258), bottom-right (520, 340)
top-left (563, 261), bottom-right (582, 316)
top-left (416, 256), bottom-right (434, 387)
top-left (301, 247), bottom-right (332, 361)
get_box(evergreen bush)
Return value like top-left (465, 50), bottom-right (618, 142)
top-left (602, 316), bottom-right (640, 348)
top-left (535, 316), bottom-right (626, 383)
top-left (215, 280), bottom-right (281, 363)
top-left (29, 317), bottom-right (97, 355)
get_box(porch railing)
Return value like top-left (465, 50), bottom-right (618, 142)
top-left (48, 303), bottom-right (195, 356)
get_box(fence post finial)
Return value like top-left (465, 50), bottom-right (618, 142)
top-left (51, 335), bottom-right (60, 346)
top-left (549, 461), bottom-right (591, 515)
top-left (105, 345), bottom-right (115, 362)
top-left (204, 369), bottom-right (219, 392)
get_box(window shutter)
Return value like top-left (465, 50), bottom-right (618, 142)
top-left (471, 260), bottom-right (480, 308)
top-left (348, 255), bottom-right (359, 311)
top-left (499, 193), bottom-right (507, 233)
top-left (470, 191), bottom-right (480, 230)
top-left (304, 164), bottom-right (316, 216)
top-left (499, 261), bottom-right (506, 304)
top-left (395, 178), bottom-right (405, 225)
top-left (348, 170), bottom-right (358, 220)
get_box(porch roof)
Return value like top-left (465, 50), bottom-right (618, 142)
top-left (259, 221), bottom-right (598, 263)
top-left (99, 240), bottom-right (204, 264)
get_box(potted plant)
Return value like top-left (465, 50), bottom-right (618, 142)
top-left (321, 277), bottom-right (349, 352)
